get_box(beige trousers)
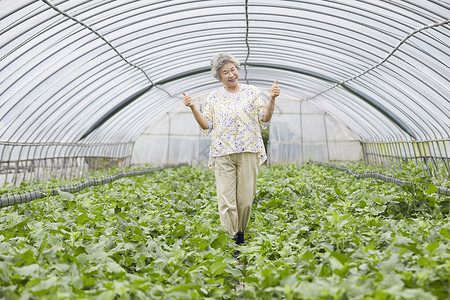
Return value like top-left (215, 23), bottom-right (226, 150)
top-left (214, 152), bottom-right (259, 236)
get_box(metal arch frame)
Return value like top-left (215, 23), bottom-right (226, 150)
top-left (259, 69), bottom-right (401, 141)
top-left (244, 50), bottom-right (359, 85)
top-left (0, 2), bottom-right (48, 46)
top-left (28, 63), bottom-right (140, 142)
top-left (103, 0), bottom-right (412, 73)
top-left (41, 0), bottom-right (155, 86)
top-left (306, 19), bottom-right (450, 99)
top-left (356, 74), bottom-right (442, 139)
top-left (79, 84), bottom-right (153, 140)
top-left (67, 0), bottom-right (242, 27)
top-left (317, 96), bottom-right (402, 142)
top-left (129, 27), bottom-right (371, 77)
top-left (80, 68), bottom-right (219, 142)
top-left (1, 24), bottom-right (148, 142)
top-left (248, 63), bottom-right (417, 139)
top-left (307, 83), bottom-right (410, 141)
top-left (351, 30), bottom-right (450, 140)
top-left (71, 9), bottom-right (430, 142)
top-left (49, 0), bottom-right (424, 82)
top-left (1, 7), bottom-right (249, 142)
top-left (358, 74), bottom-right (440, 140)
top-left (364, 62), bottom-right (449, 139)
top-left (114, 98), bottom-right (181, 143)
top-left (386, 0), bottom-right (450, 20)
top-left (86, 94), bottom-right (181, 143)
top-left (2, 53), bottom-right (141, 142)
top-left (2, 1), bottom-right (192, 141)
top-left (1, 20), bottom-right (104, 137)
top-left (0, 9), bottom-right (400, 99)
top-left (79, 62), bottom-right (417, 142)
top-left (129, 17), bottom-right (394, 68)
top-left (5, 1), bottom-right (442, 88)
top-left (82, 1), bottom-right (246, 36)
top-left (70, 5), bottom-right (446, 140)
top-left (349, 70), bottom-right (443, 140)
top-left (0, 0), bottom-right (446, 146)
top-left (350, 26), bottom-right (450, 138)
top-left (47, 65), bottom-right (147, 142)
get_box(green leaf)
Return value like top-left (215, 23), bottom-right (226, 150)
top-left (224, 264), bottom-right (242, 277)
top-left (296, 281), bottom-right (323, 299)
top-left (425, 241), bottom-right (439, 254)
top-left (13, 264), bottom-right (40, 277)
top-left (301, 250), bottom-right (314, 262)
top-left (210, 258), bottom-right (227, 277)
top-left (105, 260), bottom-right (125, 274)
top-left (76, 212), bottom-right (89, 226)
top-left (332, 211), bottom-right (340, 224)
top-left (439, 227), bottom-right (450, 239)
top-left (57, 189), bottom-right (74, 201)
top-left (210, 233), bottom-right (228, 249)
top-left (172, 224), bottom-right (186, 238)
top-left (421, 183), bottom-right (437, 195)
top-left (81, 196), bottom-right (93, 208)
top-left (328, 252), bottom-right (349, 276)
top-left (29, 276), bottom-right (59, 296)
top-left (329, 256), bottom-right (343, 270)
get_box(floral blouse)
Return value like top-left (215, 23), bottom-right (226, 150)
top-left (202, 84), bottom-right (269, 170)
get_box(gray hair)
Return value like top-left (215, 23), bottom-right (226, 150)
top-left (210, 53), bottom-right (241, 80)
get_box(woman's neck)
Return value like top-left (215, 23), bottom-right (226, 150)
top-left (225, 83), bottom-right (241, 93)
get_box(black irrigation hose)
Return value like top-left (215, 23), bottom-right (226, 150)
top-left (314, 162), bottom-right (450, 196)
top-left (0, 163), bottom-right (188, 208)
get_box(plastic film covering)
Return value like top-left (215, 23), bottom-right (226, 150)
top-left (1, 0), bottom-right (449, 143)
top-left (0, 0), bottom-right (449, 184)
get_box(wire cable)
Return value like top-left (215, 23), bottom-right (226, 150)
top-left (40, 0), bottom-right (177, 99)
top-left (306, 19), bottom-right (450, 101)
top-left (244, 0), bottom-right (250, 85)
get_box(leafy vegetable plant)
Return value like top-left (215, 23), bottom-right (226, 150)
top-left (0, 164), bottom-right (448, 299)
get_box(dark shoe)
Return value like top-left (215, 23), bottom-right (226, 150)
top-left (233, 250), bottom-right (240, 258)
top-left (232, 234), bottom-right (238, 243)
top-left (232, 231), bottom-right (245, 244)
top-left (236, 231), bottom-right (244, 245)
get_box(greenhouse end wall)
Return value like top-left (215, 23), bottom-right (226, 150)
top-left (131, 99), bottom-right (362, 167)
top-left (268, 100), bottom-right (362, 165)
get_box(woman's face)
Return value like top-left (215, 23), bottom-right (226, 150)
top-left (219, 62), bottom-right (239, 89)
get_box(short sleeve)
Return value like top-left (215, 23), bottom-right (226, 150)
top-left (201, 91), bottom-right (214, 136)
top-left (256, 88), bottom-right (270, 128)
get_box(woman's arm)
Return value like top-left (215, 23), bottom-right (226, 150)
top-left (182, 92), bottom-right (209, 130)
top-left (262, 80), bottom-right (280, 122)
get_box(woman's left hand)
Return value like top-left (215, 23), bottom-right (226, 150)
top-left (270, 80), bottom-right (280, 99)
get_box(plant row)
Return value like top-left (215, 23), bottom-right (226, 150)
top-left (0, 164), bottom-right (448, 299)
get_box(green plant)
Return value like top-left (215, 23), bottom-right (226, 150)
top-left (0, 164), bottom-right (448, 299)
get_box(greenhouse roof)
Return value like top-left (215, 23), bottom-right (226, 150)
top-left (1, 0), bottom-right (449, 144)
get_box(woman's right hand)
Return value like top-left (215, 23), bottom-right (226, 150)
top-left (182, 92), bottom-right (209, 129)
top-left (182, 92), bottom-right (195, 108)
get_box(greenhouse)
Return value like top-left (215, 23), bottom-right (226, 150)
top-left (1, 0), bottom-right (449, 299)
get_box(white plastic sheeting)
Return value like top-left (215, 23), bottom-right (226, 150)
top-left (1, 0), bottom-right (449, 166)
top-left (268, 96), bottom-right (361, 165)
top-left (132, 90), bottom-right (361, 167)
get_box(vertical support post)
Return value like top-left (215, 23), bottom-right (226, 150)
top-left (167, 112), bottom-right (171, 165)
top-left (300, 101), bottom-right (304, 164)
top-left (323, 113), bottom-right (330, 162)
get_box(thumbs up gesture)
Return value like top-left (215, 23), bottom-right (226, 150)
top-left (182, 92), bottom-right (195, 108)
top-left (270, 80), bottom-right (280, 99)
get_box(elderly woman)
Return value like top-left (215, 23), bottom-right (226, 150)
top-left (182, 53), bottom-right (280, 249)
